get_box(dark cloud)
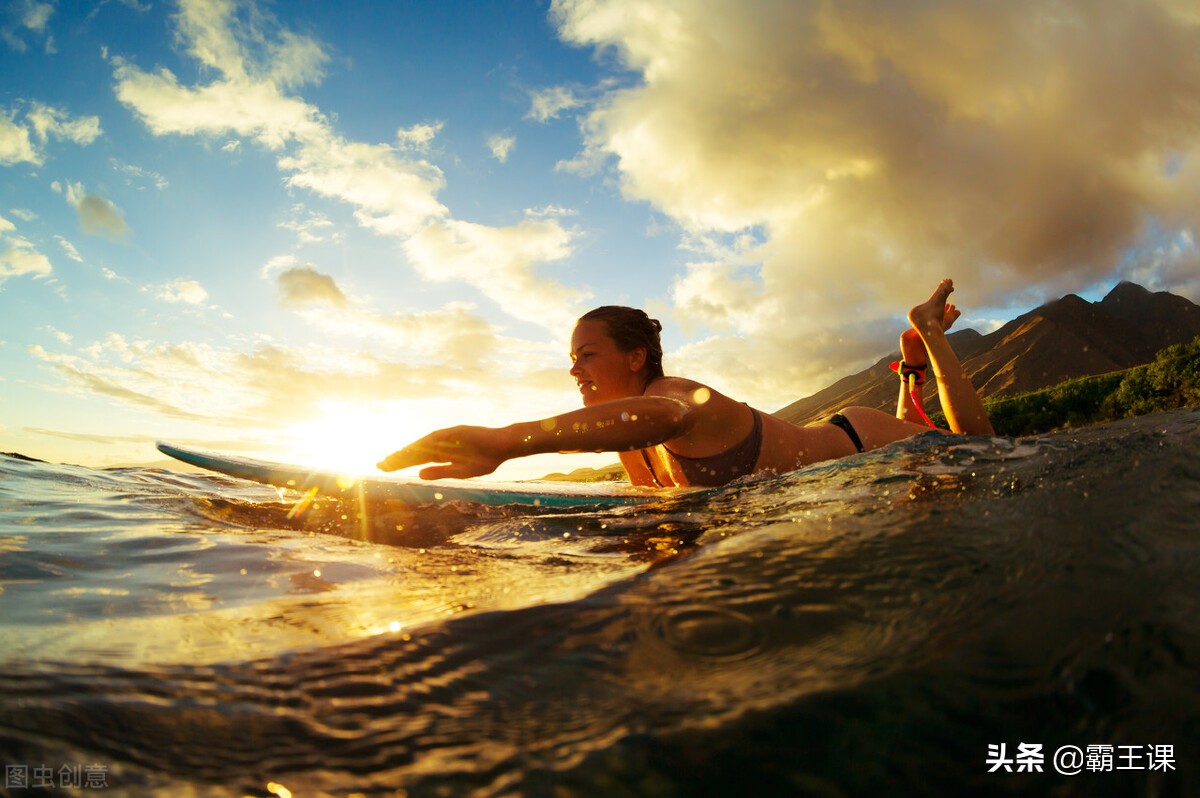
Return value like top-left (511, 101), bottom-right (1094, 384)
top-left (276, 264), bottom-right (347, 308)
top-left (555, 0), bottom-right (1200, 397)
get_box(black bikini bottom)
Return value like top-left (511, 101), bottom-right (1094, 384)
top-left (829, 412), bottom-right (865, 453)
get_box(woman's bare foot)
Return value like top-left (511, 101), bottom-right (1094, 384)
top-left (900, 300), bottom-right (959, 366)
top-left (905, 278), bottom-right (994, 436)
top-left (908, 278), bottom-right (955, 336)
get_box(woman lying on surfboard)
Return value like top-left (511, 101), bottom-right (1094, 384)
top-left (378, 279), bottom-right (994, 487)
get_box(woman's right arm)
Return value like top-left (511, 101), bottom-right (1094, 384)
top-left (378, 396), bottom-right (695, 479)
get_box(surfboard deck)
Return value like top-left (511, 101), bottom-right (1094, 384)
top-left (155, 441), bottom-right (677, 509)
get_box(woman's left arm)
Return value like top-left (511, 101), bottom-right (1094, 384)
top-left (378, 394), bottom-right (699, 479)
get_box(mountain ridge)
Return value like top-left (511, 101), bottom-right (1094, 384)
top-left (775, 282), bottom-right (1200, 426)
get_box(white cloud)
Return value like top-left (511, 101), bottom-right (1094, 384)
top-left (21, 2), bottom-right (53, 33)
top-left (2, 1), bottom-right (54, 53)
top-left (173, 0), bottom-right (249, 80)
top-left (671, 261), bottom-right (765, 334)
top-left (111, 158), bottom-right (168, 190)
top-left (527, 85), bottom-right (581, 122)
top-left (260, 253), bottom-right (297, 279)
top-left (0, 215), bottom-right (52, 283)
top-left (277, 204), bottom-right (334, 243)
top-left (26, 102), bottom-right (102, 146)
top-left (55, 235), bottom-right (83, 262)
top-left (403, 217), bottom-right (588, 329)
top-left (113, 62), bottom-right (322, 149)
top-left (0, 236), bottom-right (52, 283)
top-left (488, 134), bottom-right (516, 163)
top-left (397, 122), bottom-right (443, 152)
top-left (29, 340), bottom-right (241, 423)
top-left (0, 103), bottom-right (101, 166)
top-left (526, 204), bottom-right (578, 219)
top-left (288, 300), bottom-right (507, 373)
top-left (0, 112), bottom-right (38, 165)
top-left (265, 30), bottom-right (329, 89)
top-left (151, 278), bottom-right (209, 305)
top-left (277, 131), bottom-right (448, 237)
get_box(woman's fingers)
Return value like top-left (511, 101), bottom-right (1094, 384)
top-left (379, 427), bottom-right (503, 478)
top-left (377, 443), bottom-right (438, 472)
top-left (418, 461), bottom-right (494, 480)
top-left (376, 449), bottom-right (416, 472)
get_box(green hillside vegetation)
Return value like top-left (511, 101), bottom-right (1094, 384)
top-left (930, 336), bottom-right (1200, 436)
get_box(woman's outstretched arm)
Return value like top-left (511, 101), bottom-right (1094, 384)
top-left (378, 395), bottom-right (696, 479)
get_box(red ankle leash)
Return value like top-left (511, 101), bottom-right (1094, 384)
top-left (890, 360), bottom-right (937, 429)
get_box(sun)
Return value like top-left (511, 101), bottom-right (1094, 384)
top-left (277, 399), bottom-right (449, 476)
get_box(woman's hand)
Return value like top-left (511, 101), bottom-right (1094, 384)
top-left (377, 425), bottom-right (512, 479)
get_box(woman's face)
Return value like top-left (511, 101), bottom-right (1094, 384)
top-left (570, 320), bottom-right (646, 406)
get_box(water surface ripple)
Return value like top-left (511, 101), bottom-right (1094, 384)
top-left (2, 409), bottom-right (1199, 796)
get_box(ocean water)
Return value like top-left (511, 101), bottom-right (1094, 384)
top-left (2, 408), bottom-right (1199, 797)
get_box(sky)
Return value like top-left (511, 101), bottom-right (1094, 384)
top-left (3, 0), bottom-right (1200, 479)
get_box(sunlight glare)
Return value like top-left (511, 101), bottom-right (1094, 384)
top-left (266, 783), bottom-right (293, 798)
top-left (279, 400), bottom-right (444, 474)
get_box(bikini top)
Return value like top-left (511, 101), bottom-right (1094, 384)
top-left (640, 407), bottom-right (763, 487)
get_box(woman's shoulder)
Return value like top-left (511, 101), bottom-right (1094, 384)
top-left (645, 375), bottom-right (707, 396)
top-left (645, 376), bottom-right (735, 406)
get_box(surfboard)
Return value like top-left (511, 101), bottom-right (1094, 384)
top-left (155, 441), bottom-right (673, 509)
